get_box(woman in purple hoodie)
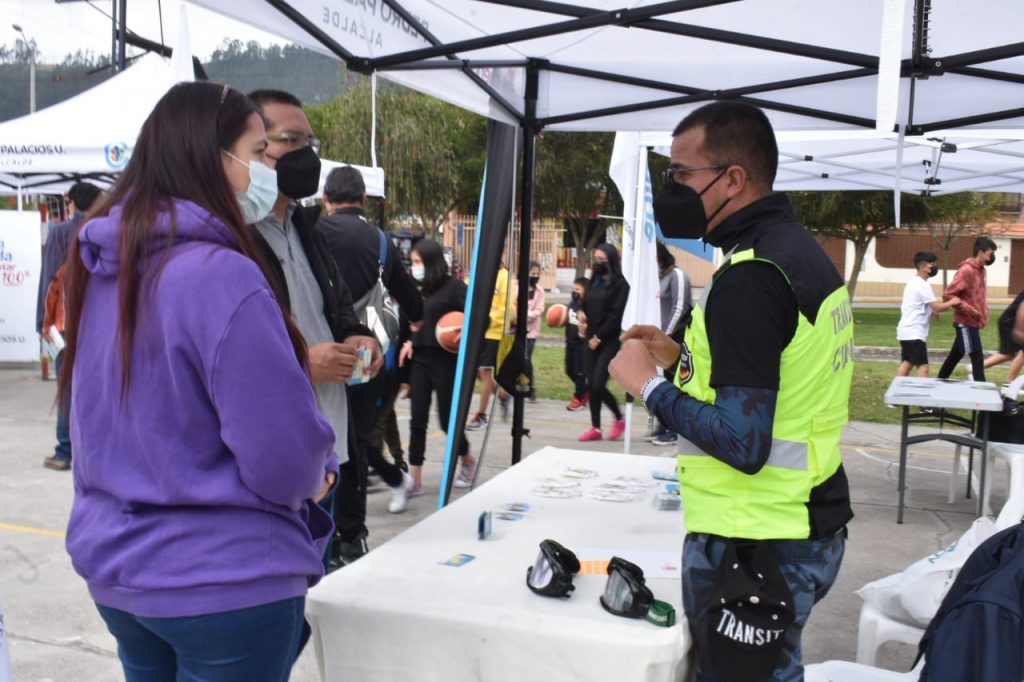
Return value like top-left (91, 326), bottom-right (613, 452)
top-left (58, 82), bottom-right (338, 680)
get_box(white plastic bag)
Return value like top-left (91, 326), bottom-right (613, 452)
top-left (855, 517), bottom-right (998, 627)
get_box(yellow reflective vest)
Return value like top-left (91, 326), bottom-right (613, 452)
top-left (675, 245), bottom-right (854, 540)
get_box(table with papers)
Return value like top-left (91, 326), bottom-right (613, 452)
top-left (883, 377), bottom-right (1004, 522)
top-left (306, 447), bottom-right (690, 682)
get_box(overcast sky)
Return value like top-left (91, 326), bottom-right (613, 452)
top-left (2, 0), bottom-right (285, 62)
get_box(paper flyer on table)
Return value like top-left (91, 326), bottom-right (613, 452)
top-left (574, 548), bottom-right (681, 579)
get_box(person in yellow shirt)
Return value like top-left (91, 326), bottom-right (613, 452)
top-left (468, 265), bottom-right (511, 429)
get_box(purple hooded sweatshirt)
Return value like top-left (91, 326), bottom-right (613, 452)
top-left (66, 199), bottom-right (338, 618)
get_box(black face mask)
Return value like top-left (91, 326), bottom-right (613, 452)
top-left (529, 276), bottom-right (540, 287)
top-left (273, 146), bottom-right (321, 199)
top-left (653, 169), bottom-right (730, 240)
top-left (986, 254), bottom-right (996, 266)
top-left (591, 261), bottom-right (608, 277)
top-left (927, 264), bottom-right (938, 278)
top-left (571, 291), bottom-right (581, 302)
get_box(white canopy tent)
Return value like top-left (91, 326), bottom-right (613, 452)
top-left (187, 0), bottom-right (1024, 486)
top-left (0, 31), bottom-right (196, 199)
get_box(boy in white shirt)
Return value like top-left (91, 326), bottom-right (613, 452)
top-left (897, 251), bottom-right (960, 376)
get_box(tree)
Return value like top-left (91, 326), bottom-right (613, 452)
top-left (791, 191), bottom-right (928, 298)
top-left (914, 192), bottom-right (1002, 289)
top-left (307, 80), bottom-right (485, 237)
top-left (533, 131), bottom-right (621, 278)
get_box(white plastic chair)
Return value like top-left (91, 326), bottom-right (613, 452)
top-left (854, 602), bottom-right (925, 667)
top-left (949, 376), bottom-right (1024, 523)
top-left (804, 659), bottom-right (924, 682)
top-left (989, 441), bottom-right (1024, 530)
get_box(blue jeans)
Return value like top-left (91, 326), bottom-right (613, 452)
top-left (54, 351), bottom-right (71, 461)
top-left (683, 530), bottom-right (847, 682)
top-left (96, 597), bottom-right (308, 682)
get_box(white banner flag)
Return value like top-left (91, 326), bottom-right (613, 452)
top-left (610, 132), bottom-right (660, 329)
top-left (0, 210), bottom-right (42, 362)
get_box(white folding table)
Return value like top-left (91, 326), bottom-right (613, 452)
top-left (306, 447), bottom-right (690, 682)
top-left (883, 377), bottom-right (1003, 522)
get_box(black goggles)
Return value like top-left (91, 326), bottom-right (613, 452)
top-left (526, 539), bottom-right (580, 598)
top-left (600, 556), bottom-right (676, 627)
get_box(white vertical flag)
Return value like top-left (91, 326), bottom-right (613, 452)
top-left (610, 132), bottom-right (660, 329)
top-left (610, 133), bottom-right (662, 454)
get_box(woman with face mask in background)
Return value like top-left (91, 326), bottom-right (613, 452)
top-left (398, 238), bottom-right (477, 495)
top-left (579, 243), bottom-right (630, 441)
top-left (59, 82), bottom-right (338, 680)
top-left (525, 260), bottom-right (545, 402)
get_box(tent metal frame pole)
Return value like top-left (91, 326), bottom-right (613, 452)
top-left (914, 108), bottom-right (1024, 135)
top-left (539, 90), bottom-right (875, 129)
top-left (264, 0), bottom-right (358, 63)
top-left (110, 0), bottom-right (118, 72)
top-left (511, 61), bottom-right (540, 466)
top-left (547, 62), bottom-right (875, 99)
top-left (117, 0), bottom-right (128, 71)
top-left (476, 0), bottom-right (878, 68)
top-left (379, 59), bottom-right (531, 71)
top-left (375, 0), bottom-right (524, 122)
top-left (369, 0), bottom-right (735, 69)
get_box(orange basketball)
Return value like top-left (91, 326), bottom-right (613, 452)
top-left (546, 303), bottom-right (569, 328)
top-left (435, 311), bottom-right (464, 353)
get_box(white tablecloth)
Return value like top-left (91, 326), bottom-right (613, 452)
top-left (306, 447), bottom-right (690, 682)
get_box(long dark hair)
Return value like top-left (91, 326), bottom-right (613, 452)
top-left (412, 238), bottom-right (450, 296)
top-left (592, 243), bottom-right (623, 284)
top-left (58, 82), bottom-right (308, 404)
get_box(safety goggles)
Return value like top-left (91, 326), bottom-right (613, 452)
top-left (526, 539), bottom-right (580, 598)
top-left (600, 557), bottom-right (676, 627)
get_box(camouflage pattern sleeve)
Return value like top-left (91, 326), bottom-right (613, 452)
top-left (647, 383), bottom-right (777, 475)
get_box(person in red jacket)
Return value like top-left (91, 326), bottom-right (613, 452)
top-left (937, 236), bottom-right (997, 381)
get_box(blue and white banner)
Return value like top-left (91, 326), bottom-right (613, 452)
top-left (610, 132), bottom-right (660, 329)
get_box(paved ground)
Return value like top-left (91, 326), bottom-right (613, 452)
top-left (1, 367), bottom-right (1006, 681)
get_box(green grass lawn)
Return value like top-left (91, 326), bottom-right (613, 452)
top-left (529, 344), bottom-right (1015, 426)
top-left (529, 304), bottom-right (1016, 425)
top-left (852, 307), bottom-right (1002, 349)
top-left (541, 304), bottom-right (1011, 349)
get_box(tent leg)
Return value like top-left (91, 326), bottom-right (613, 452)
top-left (511, 62), bottom-right (540, 466)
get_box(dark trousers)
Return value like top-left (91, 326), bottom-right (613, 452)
top-left (334, 374), bottom-right (405, 544)
top-left (369, 372), bottom-right (404, 467)
top-left (97, 597), bottom-right (308, 682)
top-left (585, 339), bottom-right (622, 429)
top-left (54, 350), bottom-right (71, 461)
top-left (525, 338), bottom-right (537, 397)
top-left (938, 323), bottom-right (986, 380)
top-left (409, 348), bottom-right (469, 467)
top-left (564, 342), bottom-right (587, 399)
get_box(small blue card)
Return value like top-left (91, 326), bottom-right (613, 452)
top-left (439, 553), bottom-right (476, 567)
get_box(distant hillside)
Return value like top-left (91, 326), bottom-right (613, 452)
top-left (0, 40), bottom-right (357, 123)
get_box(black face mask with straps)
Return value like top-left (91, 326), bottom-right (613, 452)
top-left (653, 168), bottom-right (730, 240)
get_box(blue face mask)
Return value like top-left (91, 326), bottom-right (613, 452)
top-left (223, 150), bottom-right (278, 224)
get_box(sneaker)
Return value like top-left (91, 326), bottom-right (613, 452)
top-left (408, 481), bottom-right (426, 498)
top-left (652, 432), bottom-right (678, 447)
top-left (337, 534), bottom-right (369, 565)
top-left (43, 457), bottom-right (70, 471)
top-left (527, 393), bottom-right (538, 404)
top-left (578, 427), bottom-right (603, 442)
top-left (566, 397), bottom-right (585, 411)
top-left (582, 392), bottom-right (590, 406)
top-left (453, 460), bottom-right (477, 488)
top-left (388, 472), bottom-right (415, 513)
top-left (607, 419), bottom-right (626, 441)
top-left (466, 413), bottom-right (488, 431)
